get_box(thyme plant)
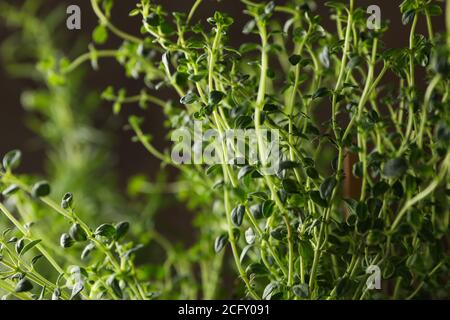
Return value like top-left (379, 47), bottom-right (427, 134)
top-left (1, 0), bottom-right (450, 300)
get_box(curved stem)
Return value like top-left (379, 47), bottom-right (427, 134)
top-left (187, 0), bottom-right (203, 24)
top-left (418, 75), bottom-right (441, 148)
top-left (90, 0), bottom-right (142, 44)
top-left (63, 50), bottom-right (118, 74)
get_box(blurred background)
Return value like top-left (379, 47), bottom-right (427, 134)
top-left (0, 0), bottom-right (445, 255)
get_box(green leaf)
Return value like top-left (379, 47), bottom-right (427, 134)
top-left (107, 276), bottom-right (123, 299)
top-left (293, 283), bottom-right (309, 298)
top-left (146, 12), bottom-right (161, 27)
top-left (311, 87), bottom-right (331, 100)
top-left (122, 244), bottom-right (144, 259)
top-left (52, 288), bottom-right (61, 300)
top-left (356, 202), bottom-right (368, 221)
top-left (372, 181), bottom-right (389, 197)
top-left (264, 1), bottom-right (275, 15)
top-left (245, 228), bottom-right (256, 244)
top-left (306, 167), bottom-right (319, 179)
top-left (2, 184), bottom-right (19, 197)
top-left (270, 226), bottom-right (287, 240)
top-left (180, 92), bottom-right (199, 105)
top-left (427, 4), bottom-right (443, 16)
top-left (61, 192), bottom-right (74, 209)
top-left (31, 181), bottom-right (51, 198)
top-left (94, 224), bottom-right (116, 239)
top-left (38, 286), bottom-right (46, 300)
top-left (263, 103), bottom-right (281, 113)
top-left (248, 192), bottom-right (268, 201)
top-left (92, 25), bottom-right (108, 44)
top-left (15, 278), bottom-right (33, 293)
top-left (383, 157), bottom-right (408, 178)
top-left (15, 238), bottom-right (25, 254)
top-left (347, 55), bottom-right (362, 70)
top-left (214, 234), bottom-right (228, 253)
top-left (427, 3), bottom-right (442, 16)
top-left (71, 282), bottom-right (84, 300)
top-left (249, 203), bottom-right (263, 220)
top-left (278, 161), bottom-right (301, 172)
top-left (60, 233), bottom-right (74, 248)
top-left (209, 90), bottom-right (225, 105)
top-left (231, 205), bottom-right (245, 227)
top-left (7, 236), bottom-right (17, 244)
top-left (20, 239), bottom-right (42, 256)
top-left (242, 20), bottom-right (256, 34)
top-left (246, 263), bottom-right (268, 276)
top-left (392, 181), bottom-right (404, 198)
top-left (262, 281), bottom-right (279, 300)
top-left (352, 162), bottom-right (363, 178)
top-left (238, 165), bottom-right (254, 180)
top-left (299, 240), bottom-right (314, 263)
top-left (366, 229), bottom-right (385, 246)
top-left (69, 223), bottom-right (87, 242)
top-left (162, 52), bottom-right (171, 74)
top-left (262, 199), bottom-right (275, 218)
top-left (367, 198), bottom-right (382, 216)
top-left (234, 115), bottom-right (253, 129)
top-left (206, 164), bottom-right (221, 176)
top-left (31, 254), bottom-right (43, 265)
top-left (402, 10), bottom-right (415, 25)
top-left (115, 221), bottom-right (130, 240)
top-left (240, 244), bottom-right (253, 263)
top-left (282, 179), bottom-right (299, 193)
top-left (319, 176), bottom-right (337, 200)
top-left (2, 150), bottom-right (22, 171)
top-left (81, 243), bottom-right (95, 260)
top-left (129, 8), bottom-right (140, 17)
top-left (289, 54), bottom-right (302, 66)
top-left (407, 209), bottom-right (423, 230)
top-left (319, 46), bottom-right (330, 68)
top-left (309, 191), bottom-right (328, 208)
top-left (346, 214), bottom-right (357, 226)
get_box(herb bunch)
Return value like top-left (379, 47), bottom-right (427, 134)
top-left (1, 0), bottom-right (450, 300)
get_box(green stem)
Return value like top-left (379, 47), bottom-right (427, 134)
top-left (90, 0), bottom-right (142, 44)
top-left (63, 50), bottom-right (118, 74)
top-left (418, 75), bottom-right (441, 148)
top-left (244, 208), bottom-right (288, 277)
top-left (332, 0), bottom-right (354, 138)
top-left (390, 152), bottom-right (450, 232)
top-left (406, 261), bottom-right (445, 299)
top-left (2, 175), bottom-right (146, 300)
top-left (0, 203), bottom-right (66, 277)
top-left (447, 0), bottom-right (450, 48)
top-left (187, 0), bottom-right (203, 24)
top-left (409, 14), bottom-right (418, 87)
top-left (224, 189), bottom-right (260, 300)
top-left (253, 18), bottom-right (295, 288)
top-left (425, 11), bottom-right (434, 41)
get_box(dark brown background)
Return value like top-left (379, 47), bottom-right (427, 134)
top-left (0, 0), bottom-right (445, 243)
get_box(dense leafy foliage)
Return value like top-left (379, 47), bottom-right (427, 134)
top-left (0, 0), bottom-right (449, 300)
